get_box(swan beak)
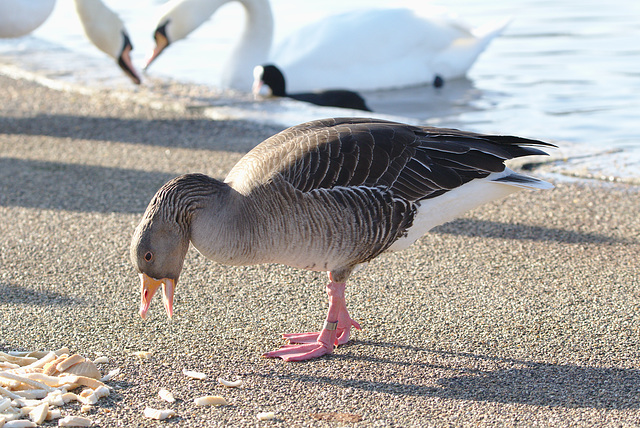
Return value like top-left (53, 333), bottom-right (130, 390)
top-left (139, 273), bottom-right (175, 319)
top-left (144, 30), bottom-right (169, 71)
top-left (251, 79), bottom-right (264, 99)
top-left (118, 34), bottom-right (142, 85)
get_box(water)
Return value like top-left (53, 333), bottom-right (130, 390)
top-left (1, 0), bottom-right (639, 183)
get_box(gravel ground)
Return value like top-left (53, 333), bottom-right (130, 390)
top-left (1, 74), bottom-right (639, 427)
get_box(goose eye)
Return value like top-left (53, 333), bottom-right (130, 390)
top-left (144, 252), bottom-right (153, 262)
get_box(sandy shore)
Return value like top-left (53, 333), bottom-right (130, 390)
top-left (1, 73), bottom-right (639, 427)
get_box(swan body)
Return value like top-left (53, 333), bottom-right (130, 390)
top-left (145, 0), bottom-right (508, 91)
top-left (0, 0), bottom-right (141, 84)
top-left (0, 0), bottom-right (56, 38)
top-left (131, 117), bottom-right (554, 361)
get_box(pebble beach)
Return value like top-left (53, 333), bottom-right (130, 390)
top-left (1, 72), bottom-right (640, 426)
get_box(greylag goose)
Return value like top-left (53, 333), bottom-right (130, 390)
top-left (253, 64), bottom-right (371, 111)
top-left (144, 0), bottom-right (508, 91)
top-left (131, 118), bottom-right (554, 361)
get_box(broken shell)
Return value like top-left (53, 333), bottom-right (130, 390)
top-left (28, 402), bottom-right (49, 425)
top-left (53, 348), bottom-right (71, 357)
top-left (0, 372), bottom-right (55, 392)
top-left (193, 395), bottom-right (228, 406)
top-left (99, 368), bottom-right (120, 382)
top-left (0, 352), bottom-right (37, 366)
top-left (62, 361), bottom-right (102, 380)
top-left (46, 409), bottom-right (62, 421)
top-left (43, 355), bottom-right (68, 376)
top-left (133, 351), bottom-right (152, 360)
top-left (80, 404), bottom-right (93, 413)
top-left (56, 354), bottom-right (85, 373)
top-left (0, 385), bottom-right (23, 400)
top-left (58, 415), bottom-right (92, 426)
top-left (256, 411), bottom-right (276, 421)
top-left (13, 390), bottom-right (48, 400)
top-left (93, 386), bottom-right (110, 399)
top-left (182, 369), bottom-right (207, 380)
top-left (92, 356), bottom-right (109, 364)
top-left (4, 420), bottom-right (37, 427)
top-left (158, 388), bottom-right (175, 403)
top-left (143, 407), bottom-right (177, 420)
top-left (60, 375), bottom-right (107, 390)
top-left (217, 377), bottom-right (242, 388)
top-left (24, 352), bottom-right (57, 370)
top-left (0, 397), bottom-right (13, 411)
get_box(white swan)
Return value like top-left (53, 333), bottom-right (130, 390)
top-left (145, 0), bottom-right (509, 92)
top-left (74, 0), bottom-right (142, 84)
top-left (0, 0), bottom-right (141, 84)
top-left (0, 0), bottom-right (56, 38)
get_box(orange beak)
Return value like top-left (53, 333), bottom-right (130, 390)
top-left (139, 273), bottom-right (175, 319)
top-left (143, 32), bottom-right (169, 71)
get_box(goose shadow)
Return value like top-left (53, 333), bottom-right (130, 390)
top-left (0, 282), bottom-right (81, 306)
top-left (433, 218), bottom-right (631, 245)
top-left (264, 343), bottom-right (640, 410)
top-left (0, 158), bottom-right (629, 249)
top-left (0, 115), bottom-right (277, 153)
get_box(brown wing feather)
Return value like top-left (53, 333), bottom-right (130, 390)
top-left (225, 118), bottom-right (554, 202)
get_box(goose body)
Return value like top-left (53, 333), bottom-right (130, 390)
top-left (0, 0), bottom-right (56, 38)
top-left (253, 64), bottom-right (371, 112)
top-left (145, 0), bottom-right (508, 91)
top-left (131, 118), bottom-right (554, 361)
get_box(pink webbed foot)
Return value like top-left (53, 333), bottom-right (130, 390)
top-left (282, 316), bottom-right (361, 345)
top-left (263, 280), bottom-right (360, 361)
top-left (263, 325), bottom-right (337, 361)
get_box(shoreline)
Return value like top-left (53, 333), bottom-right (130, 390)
top-left (1, 71), bottom-right (640, 427)
top-left (1, 44), bottom-right (638, 186)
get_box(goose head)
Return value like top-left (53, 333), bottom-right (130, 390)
top-left (130, 194), bottom-right (190, 320)
top-left (131, 173), bottom-right (231, 319)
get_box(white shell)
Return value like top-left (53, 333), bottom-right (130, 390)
top-left (28, 402), bottom-right (49, 425)
top-left (143, 407), bottom-right (177, 420)
top-left (193, 396), bottom-right (228, 406)
top-left (58, 415), bottom-right (93, 426)
top-left (62, 361), bottom-right (102, 380)
top-left (217, 377), bottom-right (242, 388)
top-left (92, 357), bottom-right (109, 364)
top-left (158, 388), bottom-right (175, 403)
top-left (99, 368), bottom-right (120, 382)
top-left (182, 369), bottom-right (207, 380)
top-left (56, 354), bottom-right (85, 373)
top-left (133, 351), bottom-right (152, 360)
top-left (4, 420), bottom-right (37, 428)
top-left (256, 412), bottom-right (276, 421)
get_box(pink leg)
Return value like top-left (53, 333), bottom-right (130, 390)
top-left (262, 281), bottom-right (360, 361)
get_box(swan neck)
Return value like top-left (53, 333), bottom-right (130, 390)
top-left (221, 0), bottom-right (274, 89)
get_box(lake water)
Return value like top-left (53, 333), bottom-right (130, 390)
top-left (1, 0), bottom-right (639, 183)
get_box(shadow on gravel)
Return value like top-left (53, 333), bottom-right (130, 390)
top-left (0, 157), bottom-right (176, 213)
top-left (0, 115), bottom-right (276, 153)
top-left (0, 283), bottom-right (81, 306)
top-left (434, 218), bottom-right (631, 245)
top-left (0, 157), bottom-right (631, 247)
top-left (267, 343), bottom-right (640, 410)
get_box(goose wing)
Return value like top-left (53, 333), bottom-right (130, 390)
top-left (225, 117), bottom-right (553, 200)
